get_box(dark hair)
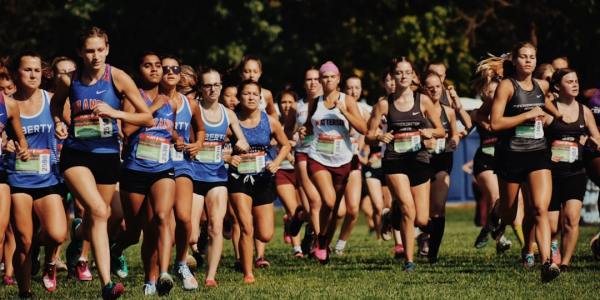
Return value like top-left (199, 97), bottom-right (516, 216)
top-left (503, 41), bottom-right (537, 78)
top-left (51, 56), bottom-right (76, 74)
top-left (425, 60), bottom-right (446, 73)
top-left (161, 54), bottom-right (182, 66)
top-left (419, 71), bottom-right (443, 95)
top-left (277, 89), bottom-right (298, 104)
top-left (550, 68), bottom-right (577, 93)
top-left (388, 56), bottom-right (414, 75)
top-left (237, 79), bottom-right (261, 99)
top-left (78, 26), bottom-right (109, 48)
top-left (533, 63), bottom-right (555, 81)
top-left (9, 51), bottom-right (43, 76)
top-left (238, 54), bottom-right (262, 76)
top-left (137, 51), bottom-right (160, 67)
top-left (198, 67), bottom-right (220, 85)
top-left (0, 72), bottom-right (12, 81)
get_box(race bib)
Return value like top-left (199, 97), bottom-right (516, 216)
top-left (136, 134), bottom-right (170, 163)
top-left (393, 132), bottom-right (421, 153)
top-left (195, 141), bottom-right (223, 163)
top-left (370, 153), bottom-right (382, 169)
top-left (15, 149), bottom-right (50, 174)
top-left (551, 140), bottom-right (578, 163)
top-left (301, 134), bottom-right (315, 147)
top-left (317, 133), bottom-right (343, 155)
top-left (430, 138), bottom-right (446, 154)
top-left (515, 118), bottom-right (544, 139)
top-left (170, 145), bottom-right (184, 162)
top-left (350, 137), bottom-right (359, 154)
top-left (73, 115), bottom-right (113, 139)
top-left (481, 138), bottom-right (497, 157)
top-left (280, 158), bottom-right (294, 169)
top-left (238, 152), bottom-right (266, 174)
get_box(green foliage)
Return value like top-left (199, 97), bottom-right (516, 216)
top-left (1, 1), bottom-right (599, 99)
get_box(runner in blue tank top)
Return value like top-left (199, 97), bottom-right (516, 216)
top-left (7, 53), bottom-right (66, 298)
top-left (50, 27), bottom-right (153, 300)
top-left (0, 90), bottom-right (29, 292)
top-left (156, 55), bottom-right (205, 293)
top-left (229, 80), bottom-right (290, 284)
top-left (191, 69), bottom-right (248, 287)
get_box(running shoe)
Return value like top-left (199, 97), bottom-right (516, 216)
top-left (293, 249), bottom-right (304, 258)
top-left (175, 263), bottom-right (198, 291)
top-left (157, 273), bottom-right (174, 296)
top-left (204, 278), bottom-right (218, 287)
top-left (394, 244), bottom-right (405, 259)
top-left (42, 263), bottom-right (57, 292)
top-left (66, 218), bottom-right (83, 270)
top-left (110, 255), bottom-right (129, 279)
top-left (143, 283), bottom-right (156, 296)
top-left (417, 233), bottom-right (429, 257)
top-left (102, 282), bottom-right (125, 300)
top-left (403, 261), bottom-right (416, 272)
top-left (3, 275), bottom-right (15, 286)
top-left (254, 257), bottom-right (271, 268)
top-left (541, 260), bottom-right (560, 283)
top-left (75, 260), bottom-right (93, 281)
top-left (591, 233), bottom-right (600, 260)
top-left (474, 227), bottom-right (490, 249)
top-left (522, 251), bottom-right (535, 269)
top-left (550, 241), bottom-right (561, 265)
top-left (283, 214), bottom-right (292, 244)
top-left (313, 247), bottom-right (329, 265)
top-left (334, 248), bottom-right (344, 256)
top-left (496, 235), bottom-right (512, 254)
top-left (559, 264), bottom-right (570, 273)
top-left (55, 258), bottom-right (68, 272)
top-left (288, 207), bottom-right (305, 237)
top-left (380, 208), bottom-right (393, 241)
top-left (243, 274), bottom-right (255, 284)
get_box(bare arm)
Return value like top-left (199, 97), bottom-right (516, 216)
top-left (262, 89), bottom-right (279, 119)
top-left (267, 115), bottom-right (291, 173)
top-left (583, 106), bottom-right (600, 143)
top-left (340, 94), bottom-right (367, 134)
top-left (226, 109), bottom-right (250, 152)
top-left (421, 95), bottom-right (446, 138)
top-left (184, 99), bottom-right (206, 156)
top-left (109, 67), bottom-right (153, 127)
top-left (365, 100), bottom-right (387, 145)
top-left (6, 98), bottom-right (29, 160)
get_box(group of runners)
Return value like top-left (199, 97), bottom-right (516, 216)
top-left (0, 27), bottom-right (599, 299)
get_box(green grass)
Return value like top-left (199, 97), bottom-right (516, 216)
top-left (3, 206), bottom-right (600, 299)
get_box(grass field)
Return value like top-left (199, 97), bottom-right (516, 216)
top-left (2, 206), bottom-right (599, 299)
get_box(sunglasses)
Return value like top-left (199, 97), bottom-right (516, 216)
top-left (162, 66), bottom-right (181, 75)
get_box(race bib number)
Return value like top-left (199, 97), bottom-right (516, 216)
top-left (515, 118), bottom-right (544, 139)
top-left (136, 134), bottom-right (170, 163)
top-left (393, 132), bottom-right (421, 153)
top-left (551, 140), bottom-right (578, 163)
top-left (431, 138), bottom-right (446, 154)
top-left (15, 149), bottom-right (50, 174)
top-left (238, 152), bottom-right (266, 174)
top-left (481, 138), bottom-right (497, 157)
top-left (73, 115), bottom-right (113, 139)
top-left (317, 134), bottom-right (343, 155)
top-left (195, 141), bottom-right (223, 163)
top-left (170, 145), bottom-right (184, 162)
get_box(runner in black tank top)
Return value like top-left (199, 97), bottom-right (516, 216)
top-left (366, 58), bottom-right (444, 271)
top-left (419, 72), bottom-right (462, 263)
top-left (545, 69), bottom-right (600, 271)
top-left (490, 42), bottom-right (559, 282)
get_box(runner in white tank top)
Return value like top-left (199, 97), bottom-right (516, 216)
top-left (300, 61), bottom-right (366, 264)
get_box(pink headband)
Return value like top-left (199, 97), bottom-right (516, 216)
top-left (319, 61), bottom-right (339, 75)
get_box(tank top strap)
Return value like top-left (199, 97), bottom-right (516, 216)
top-left (221, 104), bottom-right (230, 126)
top-left (577, 102), bottom-right (585, 126)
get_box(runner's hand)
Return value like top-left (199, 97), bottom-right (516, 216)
top-left (235, 139), bottom-right (250, 152)
top-left (14, 142), bottom-right (30, 161)
top-left (93, 102), bottom-right (119, 119)
top-left (185, 141), bottom-right (202, 157)
top-left (266, 161), bottom-right (280, 174)
top-left (377, 131), bottom-right (394, 144)
top-left (55, 122), bottom-right (68, 139)
top-left (230, 155), bottom-right (241, 167)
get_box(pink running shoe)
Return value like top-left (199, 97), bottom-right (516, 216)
top-left (42, 263), bottom-right (57, 292)
top-left (3, 275), bottom-right (16, 286)
top-left (76, 260), bottom-right (93, 281)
